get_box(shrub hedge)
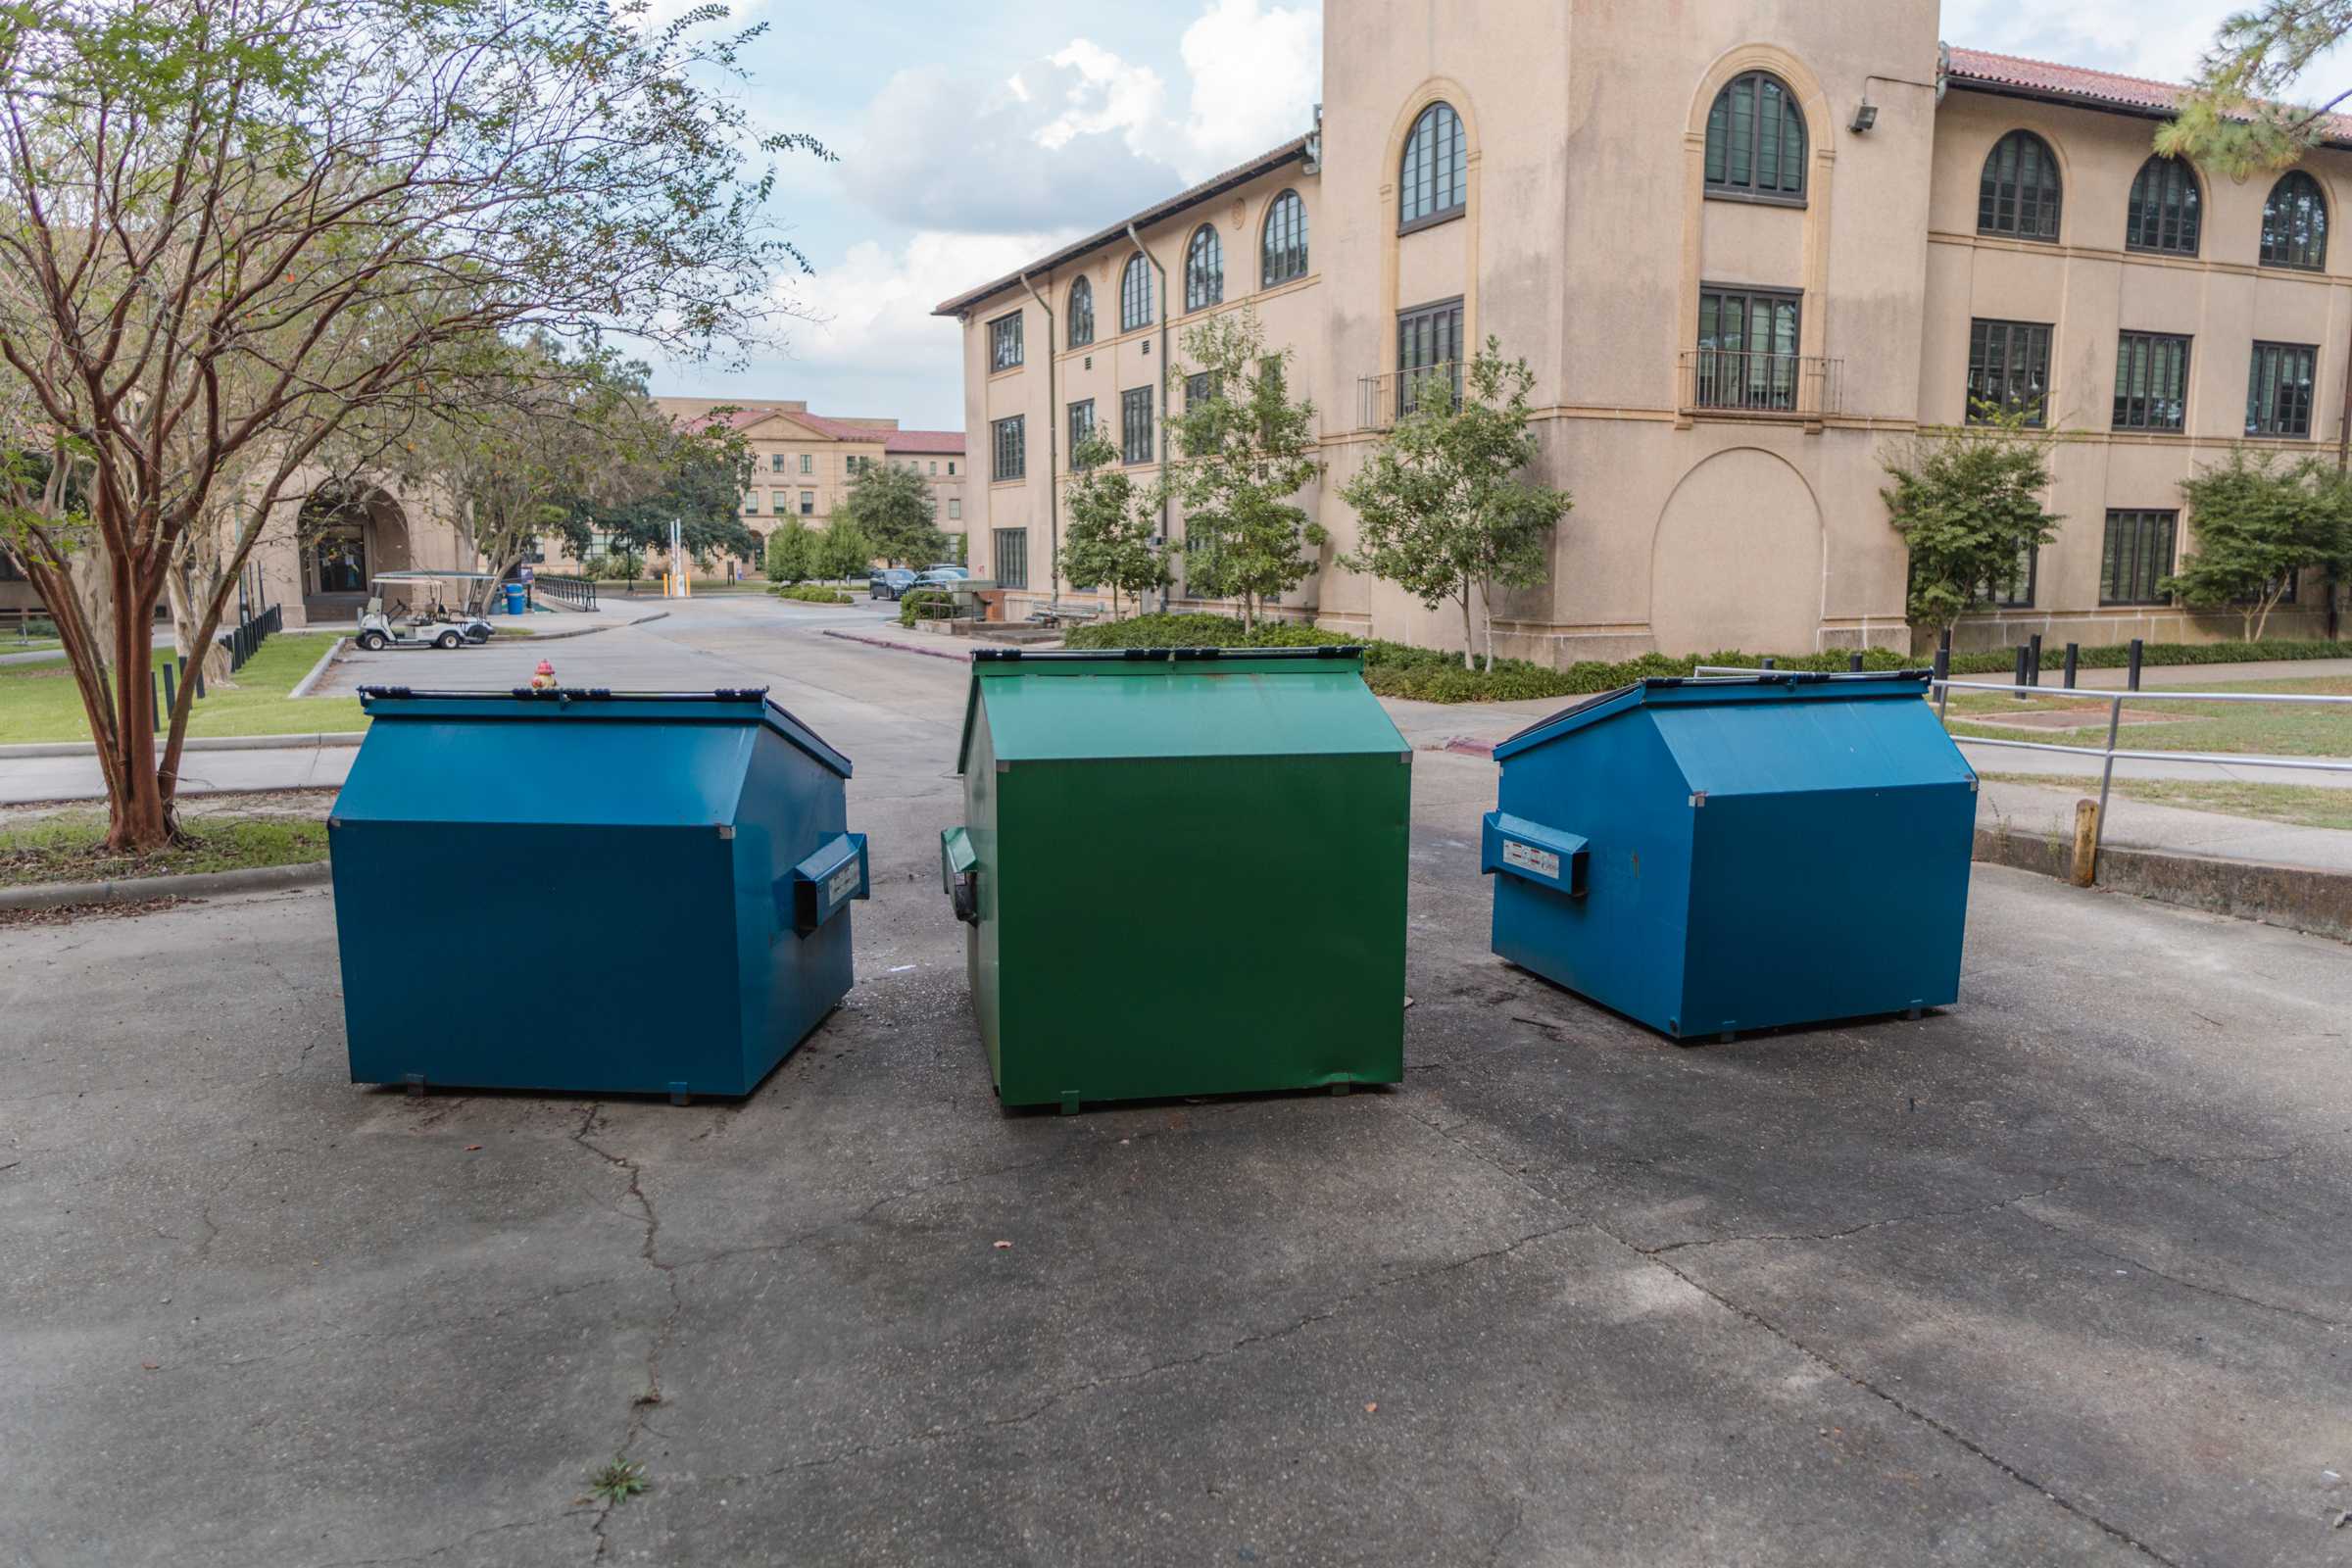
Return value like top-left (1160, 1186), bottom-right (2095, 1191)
top-left (898, 588), bottom-right (956, 627)
top-left (1062, 613), bottom-right (2350, 704)
top-left (771, 583), bottom-right (854, 605)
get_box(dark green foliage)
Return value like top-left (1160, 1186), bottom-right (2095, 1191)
top-left (1945, 637), bottom-right (2343, 675)
top-left (2162, 451), bottom-right (2352, 640)
top-left (772, 583), bottom-right (852, 604)
top-left (841, 464), bottom-right (944, 566)
top-left (898, 589), bottom-right (956, 627)
top-left (1882, 405), bottom-right (2063, 636)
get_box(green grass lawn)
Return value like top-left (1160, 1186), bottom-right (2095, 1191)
top-left (2000, 772), bottom-right (2352, 833)
top-left (5, 638), bottom-right (61, 654)
top-left (1946, 673), bottom-right (2352, 758)
top-left (0, 810), bottom-right (327, 887)
top-left (0, 632), bottom-right (363, 745)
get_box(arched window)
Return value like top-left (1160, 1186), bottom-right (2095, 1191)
top-left (1703, 71), bottom-right (1806, 201)
top-left (1120, 252), bottom-right (1152, 332)
top-left (1399, 102), bottom-right (1465, 229)
top-left (1068, 276), bottom-right (1094, 348)
top-left (2125, 155), bottom-right (2200, 255)
top-left (2262, 171), bottom-right (2328, 270)
top-left (1184, 224), bottom-right (1223, 311)
top-left (1978, 129), bottom-right (2062, 240)
top-left (1261, 189), bottom-right (1308, 286)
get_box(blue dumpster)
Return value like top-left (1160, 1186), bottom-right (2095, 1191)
top-left (1484, 671), bottom-right (1976, 1041)
top-left (503, 582), bottom-right (527, 615)
top-left (328, 686), bottom-right (867, 1097)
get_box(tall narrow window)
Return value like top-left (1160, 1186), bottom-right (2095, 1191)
top-left (991, 415), bottom-right (1025, 482)
top-left (992, 528), bottom-right (1029, 591)
top-left (1703, 71), bottom-right (1806, 202)
top-left (1120, 253), bottom-right (1152, 332)
top-left (2247, 341), bottom-right (2318, 437)
top-left (1068, 277), bottom-right (1095, 348)
top-left (1261, 189), bottom-right (1308, 285)
top-left (799, 453), bottom-right (812, 474)
top-left (1399, 102), bottom-right (1465, 230)
top-left (1067, 398), bottom-right (1096, 466)
top-left (2261, 171), bottom-right (2328, 270)
top-left (2101, 510), bottom-right (2177, 605)
top-left (988, 311), bottom-right (1023, 372)
top-left (2112, 331), bottom-right (2190, 431)
top-left (1184, 225), bottom-right (1223, 311)
top-left (1396, 297), bottom-right (1464, 415)
top-left (1120, 385), bottom-right (1154, 466)
top-left (1966, 318), bottom-right (2053, 423)
top-left (2125, 155), bottom-right (2200, 255)
top-left (1978, 129), bottom-right (2062, 241)
top-left (1695, 287), bottom-right (1801, 411)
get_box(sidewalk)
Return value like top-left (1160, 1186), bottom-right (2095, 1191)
top-left (0, 739), bottom-right (355, 807)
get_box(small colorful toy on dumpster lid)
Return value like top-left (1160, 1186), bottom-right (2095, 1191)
top-left (328, 686), bottom-right (867, 1099)
top-left (528, 660), bottom-right (558, 690)
top-left (1482, 670), bottom-right (1977, 1042)
top-left (942, 647), bottom-right (1411, 1111)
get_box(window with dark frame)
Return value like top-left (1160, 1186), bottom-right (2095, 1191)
top-left (2261, 171), bottom-right (2328, 270)
top-left (992, 528), bottom-right (1028, 591)
top-left (2247, 341), bottom-right (2319, 437)
top-left (1694, 286), bottom-right (1801, 411)
top-left (1966, 318), bottom-right (2053, 423)
top-left (991, 415), bottom-right (1025, 482)
top-left (1068, 276), bottom-right (1095, 348)
top-left (1067, 398), bottom-right (1096, 466)
top-left (1703, 71), bottom-right (1806, 202)
top-left (1398, 102), bottom-right (1465, 230)
top-left (1261, 189), bottom-right (1308, 285)
top-left (1184, 225), bottom-right (1223, 311)
top-left (1978, 129), bottom-right (2062, 241)
top-left (2125, 155), bottom-right (2200, 255)
top-left (988, 311), bottom-right (1023, 372)
top-left (1396, 297), bottom-right (1463, 416)
top-left (2112, 331), bottom-right (2190, 431)
top-left (2101, 510), bottom-right (2177, 605)
top-left (1975, 544), bottom-right (2038, 610)
top-left (1120, 254), bottom-right (1153, 332)
top-left (1185, 371), bottom-right (1222, 411)
top-left (769, 453), bottom-right (784, 471)
top-left (1120, 385), bottom-right (1154, 466)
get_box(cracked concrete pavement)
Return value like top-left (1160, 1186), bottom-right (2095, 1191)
top-left (3, 598), bottom-right (2349, 1567)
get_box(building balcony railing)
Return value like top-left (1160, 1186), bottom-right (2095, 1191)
top-left (1678, 350), bottom-right (1842, 419)
top-left (1357, 362), bottom-right (1461, 430)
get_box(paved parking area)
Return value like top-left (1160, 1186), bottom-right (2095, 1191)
top-left (4, 601), bottom-right (2348, 1567)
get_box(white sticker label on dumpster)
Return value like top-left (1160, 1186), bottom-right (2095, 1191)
top-left (1502, 840), bottom-right (1560, 880)
top-left (827, 861), bottom-right (861, 904)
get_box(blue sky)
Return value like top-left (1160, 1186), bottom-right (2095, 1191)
top-left (648, 0), bottom-right (2335, 430)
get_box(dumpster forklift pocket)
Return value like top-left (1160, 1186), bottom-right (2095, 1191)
top-left (779, 832), bottom-right (870, 938)
top-left (1480, 811), bottom-right (1589, 898)
top-left (941, 826), bottom-right (979, 925)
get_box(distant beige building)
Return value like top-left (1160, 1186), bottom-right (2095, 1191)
top-left (937, 3), bottom-right (2351, 657)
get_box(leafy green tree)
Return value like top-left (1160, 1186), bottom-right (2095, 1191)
top-left (764, 517), bottom-right (817, 586)
top-left (1059, 431), bottom-right (1169, 616)
top-left (1338, 340), bottom-right (1572, 671)
top-left (1881, 403), bottom-right (2065, 639)
top-left (1159, 310), bottom-right (1323, 630)
top-left (2159, 3), bottom-right (2352, 175)
top-left (559, 416), bottom-right (758, 570)
top-left (2163, 450), bottom-right (2352, 640)
top-left (839, 463), bottom-right (943, 565)
top-left (818, 517), bottom-right (873, 582)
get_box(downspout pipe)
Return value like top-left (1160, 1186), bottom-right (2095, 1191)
top-left (1017, 271), bottom-right (1057, 606)
top-left (2332, 317), bottom-right (2352, 639)
top-left (1127, 221), bottom-right (1172, 612)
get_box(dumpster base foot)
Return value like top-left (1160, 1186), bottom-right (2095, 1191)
top-left (1058, 1092), bottom-right (1080, 1115)
top-left (1906, 1004), bottom-right (1923, 1020)
top-left (668, 1081), bottom-right (691, 1106)
top-left (1332, 1081), bottom-right (1350, 1097)
top-left (404, 1073), bottom-right (426, 1098)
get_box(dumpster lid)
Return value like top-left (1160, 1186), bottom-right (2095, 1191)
top-left (1493, 670), bottom-right (1937, 760)
top-left (955, 647), bottom-right (1405, 769)
top-left (356, 686), bottom-right (853, 778)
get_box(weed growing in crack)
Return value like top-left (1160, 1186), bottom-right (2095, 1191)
top-left (588, 1458), bottom-right (649, 1505)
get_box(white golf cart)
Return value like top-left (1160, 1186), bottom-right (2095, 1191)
top-left (354, 571), bottom-right (497, 652)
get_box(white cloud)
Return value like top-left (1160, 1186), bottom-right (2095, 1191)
top-left (1176, 0), bottom-right (1322, 173)
top-left (1035, 40), bottom-right (1170, 154)
top-left (784, 228), bottom-right (1078, 374)
top-left (1941, 1), bottom-right (2266, 86)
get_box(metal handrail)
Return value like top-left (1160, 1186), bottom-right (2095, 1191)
top-left (1678, 350), bottom-right (1842, 416)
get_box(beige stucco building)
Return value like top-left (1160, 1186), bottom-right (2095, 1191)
top-left (937, 2), bottom-right (2352, 658)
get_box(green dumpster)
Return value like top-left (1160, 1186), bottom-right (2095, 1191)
top-left (942, 647), bottom-right (1412, 1110)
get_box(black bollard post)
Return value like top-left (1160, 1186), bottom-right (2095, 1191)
top-left (2127, 637), bottom-right (2144, 693)
top-left (2013, 643), bottom-right (2030, 699)
top-left (1760, 657), bottom-right (1775, 670)
top-left (150, 669), bottom-right (162, 733)
top-left (2028, 632), bottom-right (2043, 688)
top-left (161, 661), bottom-right (176, 719)
top-left (1848, 652), bottom-right (1864, 671)
top-left (2062, 641), bottom-right (2079, 692)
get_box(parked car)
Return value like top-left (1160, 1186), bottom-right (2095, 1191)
top-left (911, 568), bottom-right (968, 592)
top-left (868, 567), bottom-right (916, 601)
top-left (922, 564), bottom-right (969, 578)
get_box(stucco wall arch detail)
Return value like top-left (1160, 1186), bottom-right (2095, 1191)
top-left (1379, 77), bottom-right (1482, 357)
top-left (1647, 446), bottom-right (1824, 654)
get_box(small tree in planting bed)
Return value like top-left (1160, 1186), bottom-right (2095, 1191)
top-left (1881, 402), bottom-right (2064, 641)
top-left (764, 518), bottom-right (816, 587)
top-left (1339, 338), bottom-right (1572, 672)
top-left (841, 463), bottom-right (944, 566)
top-left (2163, 450), bottom-right (2352, 641)
top-left (1159, 311), bottom-right (1323, 631)
top-left (1059, 431), bottom-right (1169, 616)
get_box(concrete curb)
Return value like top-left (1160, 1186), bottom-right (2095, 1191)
top-left (0, 731), bottom-right (365, 761)
top-left (512, 609), bottom-right (670, 641)
top-left (1974, 825), bottom-right (2352, 943)
top-left (0, 858), bottom-right (331, 912)
top-left (822, 628), bottom-right (973, 663)
top-left (288, 636), bottom-right (345, 699)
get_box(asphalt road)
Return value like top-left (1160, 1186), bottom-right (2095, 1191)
top-left (3, 597), bottom-right (2348, 1567)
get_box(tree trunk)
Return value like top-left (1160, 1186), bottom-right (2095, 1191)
top-left (1459, 581), bottom-right (1476, 671)
top-left (165, 568), bottom-right (235, 687)
top-left (1479, 577), bottom-right (1497, 673)
top-left (101, 547), bottom-right (175, 853)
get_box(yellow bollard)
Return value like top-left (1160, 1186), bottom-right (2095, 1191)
top-left (2070, 798), bottom-right (2099, 887)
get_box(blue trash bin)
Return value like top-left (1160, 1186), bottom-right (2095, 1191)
top-left (503, 582), bottom-right (527, 615)
top-left (328, 687), bottom-right (868, 1097)
top-left (1482, 670), bottom-right (1977, 1041)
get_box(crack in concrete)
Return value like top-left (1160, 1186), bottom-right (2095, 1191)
top-left (570, 1103), bottom-right (680, 1561)
top-left (2006, 1200), bottom-right (2346, 1331)
top-left (1632, 1164), bottom-right (2149, 1257)
top-left (305, 1509), bottom-right (586, 1568)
